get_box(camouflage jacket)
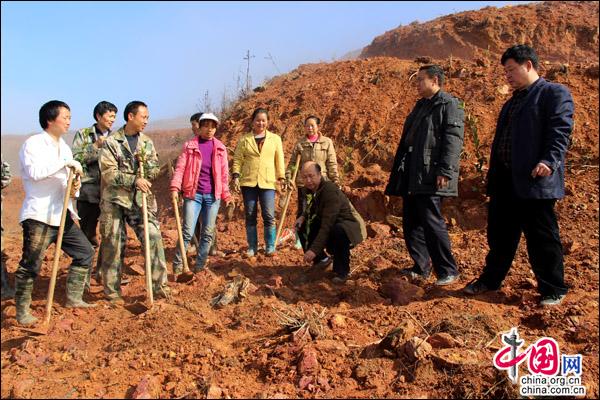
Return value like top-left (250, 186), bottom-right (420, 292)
top-left (99, 127), bottom-right (161, 210)
top-left (1, 155), bottom-right (11, 190)
top-left (72, 124), bottom-right (111, 203)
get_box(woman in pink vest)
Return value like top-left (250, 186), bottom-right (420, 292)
top-left (170, 113), bottom-right (232, 272)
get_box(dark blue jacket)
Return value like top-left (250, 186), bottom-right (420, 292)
top-left (487, 78), bottom-right (574, 199)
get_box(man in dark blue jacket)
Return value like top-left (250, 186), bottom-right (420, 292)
top-left (463, 45), bottom-right (574, 306)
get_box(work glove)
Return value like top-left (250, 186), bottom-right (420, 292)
top-left (65, 159), bottom-right (83, 176)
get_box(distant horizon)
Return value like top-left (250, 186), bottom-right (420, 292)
top-left (1, 1), bottom-right (531, 135)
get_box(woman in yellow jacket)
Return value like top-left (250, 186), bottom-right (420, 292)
top-left (232, 108), bottom-right (286, 256)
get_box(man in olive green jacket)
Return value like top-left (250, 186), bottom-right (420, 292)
top-left (296, 161), bottom-right (366, 283)
top-left (98, 101), bottom-right (169, 304)
top-left (72, 101), bottom-right (118, 285)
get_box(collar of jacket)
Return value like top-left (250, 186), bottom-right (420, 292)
top-left (112, 127), bottom-right (148, 150)
top-left (512, 77), bottom-right (543, 96)
top-left (299, 134), bottom-right (328, 145)
top-left (246, 129), bottom-right (275, 138)
top-left (309, 178), bottom-right (326, 196)
top-left (425, 90), bottom-right (454, 106)
top-left (185, 136), bottom-right (225, 152)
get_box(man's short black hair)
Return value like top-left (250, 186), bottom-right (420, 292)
top-left (123, 101), bottom-right (147, 122)
top-left (418, 64), bottom-right (445, 87)
top-left (190, 112), bottom-right (203, 123)
top-left (93, 101), bottom-right (117, 121)
top-left (39, 100), bottom-right (70, 129)
top-left (501, 44), bottom-right (539, 70)
top-left (314, 163), bottom-right (322, 174)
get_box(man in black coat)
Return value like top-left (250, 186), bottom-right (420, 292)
top-left (385, 64), bottom-right (464, 286)
top-left (463, 45), bottom-right (574, 307)
top-left (296, 162), bottom-right (366, 283)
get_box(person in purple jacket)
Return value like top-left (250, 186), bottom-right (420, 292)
top-left (170, 113), bottom-right (232, 273)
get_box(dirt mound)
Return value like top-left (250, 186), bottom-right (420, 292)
top-left (1, 4), bottom-right (599, 398)
top-left (216, 54), bottom-right (598, 227)
top-left (360, 1), bottom-right (599, 63)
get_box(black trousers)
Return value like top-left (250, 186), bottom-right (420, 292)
top-left (299, 222), bottom-right (351, 277)
top-left (402, 194), bottom-right (458, 278)
top-left (16, 215), bottom-right (94, 281)
top-left (480, 167), bottom-right (568, 296)
top-left (77, 200), bottom-right (101, 247)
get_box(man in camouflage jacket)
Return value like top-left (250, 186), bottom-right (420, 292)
top-left (72, 101), bottom-right (118, 284)
top-left (98, 101), bottom-right (169, 304)
top-left (1, 155), bottom-right (14, 299)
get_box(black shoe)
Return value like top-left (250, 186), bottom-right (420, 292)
top-left (463, 279), bottom-right (492, 295)
top-left (539, 294), bottom-right (566, 307)
top-left (312, 256), bottom-right (333, 270)
top-left (332, 275), bottom-right (348, 284)
top-left (435, 274), bottom-right (460, 286)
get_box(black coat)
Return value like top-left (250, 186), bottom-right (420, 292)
top-left (385, 90), bottom-right (464, 197)
top-left (302, 180), bottom-right (365, 256)
top-left (487, 78), bottom-right (574, 199)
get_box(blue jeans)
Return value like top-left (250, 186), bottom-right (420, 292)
top-left (173, 193), bottom-right (220, 270)
top-left (241, 186), bottom-right (275, 228)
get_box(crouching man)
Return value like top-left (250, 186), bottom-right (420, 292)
top-left (295, 161), bottom-right (366, 283)
top-left (16, 100), bottom-right (96, 326)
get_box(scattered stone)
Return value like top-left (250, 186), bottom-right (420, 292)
top-left (131, 375), bottom-right (161, 399)
top-left (385, 215), bottom-right (403, 229)
top-left (206, 384), bottom-right (223, 399)
top-left (426, 332), bottom-right (463, 349)
top-left (297, 347), bottom-right (319, 375)
top-left (314, 339), bottom-right (349, 355)
top-left (329, 314), bottom-right (347, 329)
top-left (368, 255), bottom-right (393, 270)
top-left (402, 337), bottom-right (432, 362)
top-left (431, 348), bottom-right (482, 370)
top-left (317, 376), bottom-right (331, 391)
top-left (379, 278), bottom-right (425, 306)
top-left (298, 375), bottom-right (313, 390)
top-left (367, 222), bottom-right (391, 238)
top-left (11, 379), bottom-right (35, 398)
top-left (379, 320), bottom-right (416, 354)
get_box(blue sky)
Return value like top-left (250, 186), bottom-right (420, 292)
top-left (1, 1), bottom-right (529, 134)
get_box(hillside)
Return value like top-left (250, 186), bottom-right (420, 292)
top-left (1, 2), bottom-right (599, 398)
top-left (360, 1), bottom-right (599, 63)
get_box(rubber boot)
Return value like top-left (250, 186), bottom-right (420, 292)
top-left (245, 225), bottom-right (258, 257)
top-left (15, 276), bottom-right (38, 326)
top-left (66, 266), bottom-right (97, 308)
top-left (1, 262), bottom-right (15, 299)
top-left (265, 225), bottom-right (277, 256)
top-left (294, 231), bottom-right (303, 250)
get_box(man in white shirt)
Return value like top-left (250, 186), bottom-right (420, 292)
top-left (15, 100), bottom-right (97, 326)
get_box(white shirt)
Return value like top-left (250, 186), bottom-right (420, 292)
top-left (19, 131), bottom-right (79, 226)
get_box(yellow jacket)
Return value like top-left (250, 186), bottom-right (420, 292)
top-left (232, 130), bottom-right (285, 189)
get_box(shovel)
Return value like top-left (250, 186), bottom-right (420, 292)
top-left (130, 160), bottom-right (154, 313)
top-left (172, 192), bottom-right (194, 283)
top-left (275, 154), bottom-right (301, 249)
top-left (20, 168), bottom-right (76, 335)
